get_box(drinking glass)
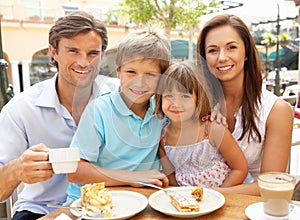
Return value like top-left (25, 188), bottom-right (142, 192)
top-left (258, 172), bottom-right (295, 217)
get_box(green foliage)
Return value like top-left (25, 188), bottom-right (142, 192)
top-left (261, 32), bottom-right (276, 46)
top-left (117, 0), bottom-right (219, 36)
top-left (279, 32), bottom-right (291, 42)
top-left (261, 32), bottom-right (291, 47)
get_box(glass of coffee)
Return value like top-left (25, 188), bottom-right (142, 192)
top-left (258, 172), bottom-right (295, 217)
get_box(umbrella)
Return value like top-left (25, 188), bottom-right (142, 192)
top-left (222, 0), bottom-right (298, 25)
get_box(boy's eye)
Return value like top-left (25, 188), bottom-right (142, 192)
top-left (126, 70), bottom-right (136, 74)
top-left (146, 72), bottom-right (160, 78)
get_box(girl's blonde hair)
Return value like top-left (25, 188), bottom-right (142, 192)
top-left (154, 60), bottom-right (215, 120)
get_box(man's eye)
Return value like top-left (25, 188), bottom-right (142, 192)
top-left (89, 51), bottom-right (100, 56)
top-left (69, 49), bottom-right (77, 53)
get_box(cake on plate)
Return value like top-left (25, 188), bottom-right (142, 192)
top-left (80, 182), bottom-right (113, 217)
top-left (191, 186), bottom-right (203, 201)
top-left (170, 193), bottom-right (200, 212)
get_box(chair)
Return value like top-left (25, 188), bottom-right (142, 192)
top-left (5, 183), bottom-right (23, 220)
top-left (292, 180), bottom-right (300, 201)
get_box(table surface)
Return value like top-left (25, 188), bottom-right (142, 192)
top-left (38, 186), bottom-right (262, 220)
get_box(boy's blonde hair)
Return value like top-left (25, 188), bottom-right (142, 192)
top-left (154, 60), bottom-right (214, 120)
top-left (115, 28), bottom-right (171, 73)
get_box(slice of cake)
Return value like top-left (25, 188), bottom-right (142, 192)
top-left (170, 193), bottom-right (200, 212)
top-left (80, 182), bottom-right (113, 217)
top-left (191, 186), bottom-right (203, 201)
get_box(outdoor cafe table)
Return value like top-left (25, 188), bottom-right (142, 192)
top-left (38, 186), bottom-right (262, 220)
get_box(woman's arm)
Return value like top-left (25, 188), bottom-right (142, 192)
top-left (215, 182), bottom-right (260, 195)
top-left (158, 142), bottom-right (178, 186)
top-left (261, 99), bottom-right (293, 173)
top-left (210, 122), bottom-right (248, 187)
top-left (214, 99), bottom-right (293, 196)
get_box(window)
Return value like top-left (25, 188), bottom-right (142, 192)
top-left (20, 0), bottom-right (42, 19)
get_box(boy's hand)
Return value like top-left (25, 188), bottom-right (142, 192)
top-left (130, 170), bottom-right (169, 188)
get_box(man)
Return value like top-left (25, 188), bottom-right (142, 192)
top-left (0, 11), bottom-right (117, 220)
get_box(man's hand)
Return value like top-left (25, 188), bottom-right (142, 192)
top-left (17, 144), bottom-right (54, 184)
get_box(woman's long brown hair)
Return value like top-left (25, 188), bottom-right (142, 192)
top-left (197, 14), bottom-right (263, 142)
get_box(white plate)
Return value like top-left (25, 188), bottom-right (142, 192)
top-left (245, 202), bottom-right (300, 220)
top-left (148, 186), bottom-right (225, 218)
top-left (70, 190), bottom-right (148, 219)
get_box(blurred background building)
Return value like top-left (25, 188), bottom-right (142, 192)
top-left (0, 0), bottom-right (300, 94)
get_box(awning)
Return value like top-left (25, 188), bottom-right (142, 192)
top-left (171, 40), bottom-right (196, 59)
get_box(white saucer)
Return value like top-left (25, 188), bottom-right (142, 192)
top-left (245, 202), bottom-right (300, 220)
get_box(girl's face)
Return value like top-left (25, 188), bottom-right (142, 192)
top-left (117, 59), bottom-right (161, 106)
top-left (204, 25), bottom-right (247, 83)
top-left (162, 87), bottom-right (197, 124)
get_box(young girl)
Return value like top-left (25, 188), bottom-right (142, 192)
top-left (154, 60), bottom-right (248, 187)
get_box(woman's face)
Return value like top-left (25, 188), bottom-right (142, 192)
top-left (204, 25), bottom-right (247, 83)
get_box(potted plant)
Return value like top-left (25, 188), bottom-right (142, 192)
top-left (261, 32), bottom-right (276, 47)
top-left (279, 32), bottom-right (291, 47)
top-left (29, 15), bottom-right (41, 21)
top-left (43, 16), bottom-right (54, 22)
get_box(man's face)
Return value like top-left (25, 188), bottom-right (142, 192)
top-left (49, 31), bottom-right (103, 89)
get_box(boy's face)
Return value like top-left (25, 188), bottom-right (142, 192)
top-left (49, 31), bottom-right (103, 89)
top-left (117, 59), bottom-right (161, 105)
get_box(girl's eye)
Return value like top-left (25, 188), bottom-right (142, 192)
top-left (182, 94), bottom-right (191, 98)
top-left (163, 94), bottom-right (173, 98)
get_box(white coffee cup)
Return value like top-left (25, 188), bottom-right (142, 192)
top-left (49, 148), bottom-right (80, 174)
top-left (258, 172), bottom-right (295, 217)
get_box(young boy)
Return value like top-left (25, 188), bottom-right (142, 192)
top-left (66, 29), bottom-right (171, 202)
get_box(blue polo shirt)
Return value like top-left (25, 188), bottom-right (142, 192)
top-left (66, 89), bottom-right (164, 202)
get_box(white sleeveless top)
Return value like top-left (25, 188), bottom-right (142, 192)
top-left (232, 89), bottom-right (279, 182)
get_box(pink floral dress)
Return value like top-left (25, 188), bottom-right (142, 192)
top-left (162, 119), bottom-right (231, 187)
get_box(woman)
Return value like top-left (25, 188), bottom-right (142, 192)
top-left (197, 14), bottom-right (293, 195)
